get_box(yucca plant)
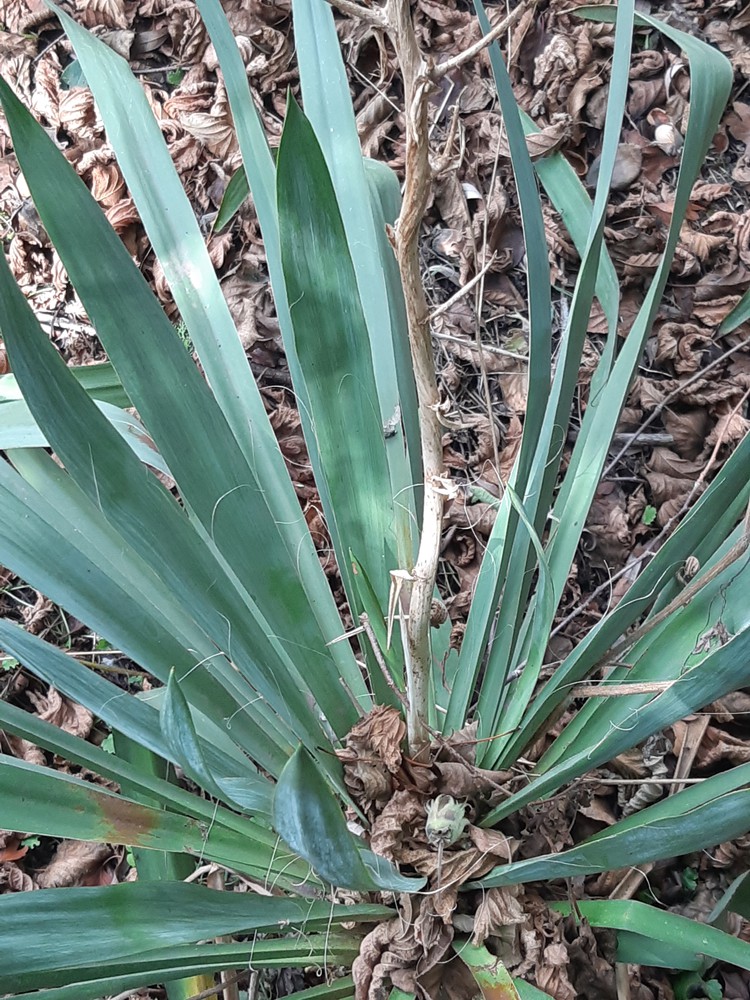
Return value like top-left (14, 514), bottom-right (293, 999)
top-left (1, 1), bottom-right (749, 997)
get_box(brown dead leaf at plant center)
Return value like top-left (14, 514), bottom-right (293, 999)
top-left (340, 711), bottom-right (525, 997)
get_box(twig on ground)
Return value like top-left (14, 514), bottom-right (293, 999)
top-left (603, 334), bottom-right (750, 476)
top-left (428, 255), bottom-right (497, 322)
top-left (325, 0), bottom-right (386, 27)
top-left (431, 1), bottom-right (536, 79)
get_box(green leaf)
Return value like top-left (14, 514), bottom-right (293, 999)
top-left (455, 938), bottom-right (521, 998)
top-left (0, 449), bottom-right (293, 776)
top-left (478, 782), bottom-right (750, 887)
top-left (501, 431), bottom-right (750, 771)
top-left (719, 288), bottom-right (750, 334)
top-left (708, 871), bottom-right (750, 928)
top-left (0, 397), bottom-right (170, 474)
top-left (0, 696), bottom-right (278, 852)
top-left (213, 164), bottom-right (250, 233)
top-left (447, 1), bottom-right (552, 730)
top-left (8, 17), bottom-right (365, 734)
top-left (161, 670), bottom-right (272, 815)
top-left (0, 881), bottom-right (386, 984)
top-left (273, 746), bottom-right (425, 893)
top-left (293, 0), bottom-right (419, 574)
top-left (284, 979), bottom-right (356, 1000)
top-left (642, 504), bottom-right (657, 526)
top-left (191, 0), bottom-right (371, 707)
top-left (513, 983), bottom-right (555, 1000)
top-left (0, 756), bottom-right (280, 874)
top-left (551, 899), bottom-right (750, 972)
top-left (615, 930), bottom-right (702, 971)
top-left (60, 58), bottom-right (86, 88)
top-left (277, 94), bottom-right (394, 602)
top-left (6, 935), bottom-right (362, 997)
top-left (0, 616), bottom-right (282, 811)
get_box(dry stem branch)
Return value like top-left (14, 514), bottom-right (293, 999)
top-left (382, 0), bottom-right (443, 752)
top-left (431, 1), bottom-right (536, 79)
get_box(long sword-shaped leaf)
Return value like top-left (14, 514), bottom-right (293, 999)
top-left (484, 617), bottom-right (750, 823)
top-left (0, 63), bottom-right (361, 737)
top-left (7, 936), bottom-right (362, 998)
top-left (0, 235), bottom-right (328, 751)
top-left (550, 900), bottom-right (750, 972)
top-left (0, 449), bottom-right (293, 775)
top-left (161, 670), bottom-right (271, 815)
top-left (0, 698), bottom-right (283, 857)
top-left (537, 525), bottom-right (750, 769)
top-left (446, 1), bottom-right (552, 729)
top-left (278, 95), bottom-right (394, 604)
top-left (0, 398), bottom-right (170, 473)
top-left (192, 0), bottom-right (371, 687)
top-left (498, 432), bottom-right (750, 768)
top-left (48, 6), bottom-right (362, 698)
top-left (273, 746), bottom-right (425, 893)
top-left (474, 0), bottom-right (637, 761)
top-left (478, 787), bottom-right (750, 888)
top-left (2, 757), bottom-right (277, 874)
top-left (294, 0), bottom-right (419, 572)
top-left (0, 622), bottom-right (274, 816)
top-left (0, 881), bottom-right (387, 980)
top-left (518, 6), bottom-right (736, 747)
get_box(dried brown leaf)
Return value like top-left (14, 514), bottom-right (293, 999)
top-left (347, 706), bottom-right (405, 774)
top-left (37, 839), bottom-right (112, 888)
top-left (26, 687), bottom-right (93, 740)
top-left (472, 885), bottom-right (525, 945)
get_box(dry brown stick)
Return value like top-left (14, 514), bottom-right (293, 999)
top-left (324, 0), bottom-right (386, 26)
top-left (359, 612), bottom-right (409, 710)
top-left (431, 1), bottom-right (536, 79)
top-left (381, 0), bottom-right (444, 753)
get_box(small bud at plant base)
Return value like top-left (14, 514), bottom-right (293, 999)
top-left (654, 122), bottom-right (683, 156)
top-left (425, 794), bottom-right (468, 847)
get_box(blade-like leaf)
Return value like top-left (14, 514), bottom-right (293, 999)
top-left (550, 899), bottom-right (750, 972)
top-left (0, 65), bottom-right (362, 740)
top-left (294, 0), bottom-right (419, 571)
top-left (191, 0), bottom-right (371, 705)
top-left (2, 757), bottom-right (281, 874)
top-left (277, 94), bottom-right (394, 604)
top-left (447, 0), bottom-right (552, 729)
top-left (7, 935), bottom-right (361, 998)
top-left (213, 164), bottom-right (250, 233)
top-left (273, 746), bottom-right (425, 893)
top-left (161, 670), bottom-right (271, 815)
top-left (0, 881), bottom-right (388, 981)
top-left (455, 938), bottom-right (521, 998)
top-left (0, 448), bottom-right (294, 774)
top-left (478, 767), bottom-right (750, 883)
top-left (0, 617), bottom-right (278, 808)
top-left (0, 397), bottom-right (170, 474)
top-left (0, 697), bottom-right (282, 859)
top-left (615, 931), bottom-right (702, 971)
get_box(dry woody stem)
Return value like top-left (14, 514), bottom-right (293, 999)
top-left (377, 0), bottom-right (444, 754)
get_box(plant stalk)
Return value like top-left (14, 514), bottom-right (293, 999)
top-left (384, 0), bottom-right (444, 753)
